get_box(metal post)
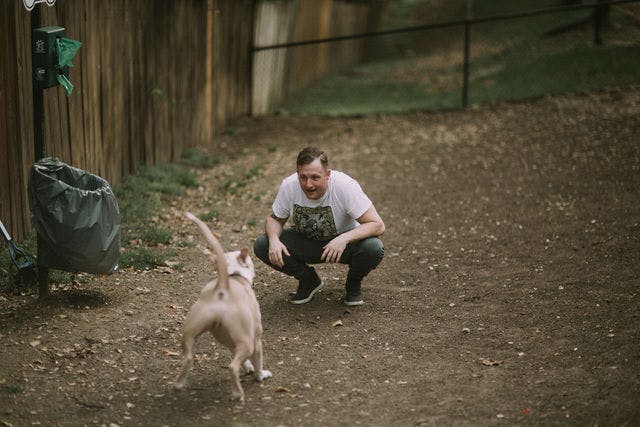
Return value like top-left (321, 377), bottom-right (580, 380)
top-left (594, 0), bottom-right (605, 45)
top-left (462, 0), bottom-right (473, 108)
top-left (248, 0), bottom-right (257, 117)
top-left (31, 4), bottom-right (49, 298)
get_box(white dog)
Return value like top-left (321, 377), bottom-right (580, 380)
top-left (174, 212), bottom-right (272, 401)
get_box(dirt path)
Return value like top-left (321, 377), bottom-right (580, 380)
top-left (1, 88), bottom-right (639, 426)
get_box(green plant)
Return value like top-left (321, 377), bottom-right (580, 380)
top-left (219, 178), bottom-right (246, 195)
top-left (217, 162), bottom-right (264, 197)
top-left (140, 225), bottom-right (173, 246)
top-left (199, 210), bottom-right (219, 222)
top-left (113, 163), bottom-right (199, 270)
top-left (181, 148), bottom-right (221, 169)
top-left (119, 247), bottom-right (168, 270)
top-left (140, 164), bottom-right (198, 195)
top-left (1, 385), bottom-right (22, 395)
top-left (244, 163), bottom-right (264, 181)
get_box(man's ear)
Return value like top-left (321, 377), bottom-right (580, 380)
top-left (326, 168), bottom-right (332, 178)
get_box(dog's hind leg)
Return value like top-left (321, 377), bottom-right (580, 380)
top-left (229, 344), bottom-right (252, 402)
top-left (250, 339), bottom-right (272, 382)
top-left (174, 334), bottom-right (196, 389)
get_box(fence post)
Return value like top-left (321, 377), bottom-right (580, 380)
top-left (594, 0), bottom-right (607, 46)
top-left (248, 0), bottom-right (256, 116)
top-left (462, 0), bottom-right (473, 108)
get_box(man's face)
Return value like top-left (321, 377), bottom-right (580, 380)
top-left (297, 159), bottom-right (330, 200)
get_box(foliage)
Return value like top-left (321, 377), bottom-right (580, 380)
top-left (180, 148), bottom-right (221, 169)
top-left (119, 247), bottom-right (171, 271)
top-left (116, 163), bottom-right (198, 270)
top-left (218, 162), bottom-right (265, 196)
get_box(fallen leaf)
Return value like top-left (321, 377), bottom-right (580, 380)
top-left (481, 358), bottom-right (503, 366)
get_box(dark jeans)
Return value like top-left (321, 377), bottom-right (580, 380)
top-left (253, 228), bottom-right (384, 292)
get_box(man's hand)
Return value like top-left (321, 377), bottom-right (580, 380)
top-left (266, 213), bottom-right (289, 268)
top-left (321, 234), bottom-right (349, 263)
top-left (320, 205), bottom-right (385, 263)
top-left (268, 238), bottom-right (290, 268)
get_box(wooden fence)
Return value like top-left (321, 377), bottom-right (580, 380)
top-left (0, 0), bottom-right (381, 243)
top-left (0, 0), bottom-right (241, 242)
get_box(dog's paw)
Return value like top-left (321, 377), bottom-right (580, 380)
top-left (230, 391), bottom-right (245, 403)
top-left (243, 360), bottom-right (255, 374)
top-left (255, 369), bottom-right (272, 381)
top-left (173, 380), bottom-right (186, 390)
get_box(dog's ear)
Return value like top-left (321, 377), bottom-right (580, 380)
top-left (236, 248), bottom-right (251, 267)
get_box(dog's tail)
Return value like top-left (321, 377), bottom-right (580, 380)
top-left (185, 211), bottom-right (229, 290)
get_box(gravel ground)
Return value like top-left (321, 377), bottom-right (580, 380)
top-left (1, 87), bottom-right (639, 426)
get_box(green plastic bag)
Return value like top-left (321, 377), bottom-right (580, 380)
top-left (56, 74), bottom-right (74, 96)
top-left (55, 37), bottom-right (82, 95)
top-left (56, 37), bottom-right (82, 68)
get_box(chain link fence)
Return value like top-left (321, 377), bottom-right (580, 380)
top-left (253, 0), bottom-right (640, 115)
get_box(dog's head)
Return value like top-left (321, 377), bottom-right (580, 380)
top-left (225, 248), bottom-right (255, 283)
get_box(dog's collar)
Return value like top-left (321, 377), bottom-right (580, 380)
top-left (228, 270), bottom-right (254, 283)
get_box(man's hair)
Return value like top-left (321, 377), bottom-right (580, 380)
top-left (296, 147), bottom-right (328, 168)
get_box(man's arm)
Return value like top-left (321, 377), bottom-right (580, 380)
top-left (265, 212), bottom-right (290, 268)
top-left (321, 205), bottom-right (385, 263)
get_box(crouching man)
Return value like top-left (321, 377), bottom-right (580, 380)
top-left (253, 147), bottom-right (385, 306)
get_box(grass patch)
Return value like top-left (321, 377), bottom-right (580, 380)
top-left (119, 247), bottom-right (169, 270)
top-left (199, 210), bottom-right (219, 222)
top-left (281, 0), bottom-right (640, 115)
top-left (116, 163), bottom-right (198, 270)
top-left (469, 45), bottom-right (640, 104)
top-left (140, 224), bottom-right (173, 246)
top-left (218, 162), bottom-right (265, 196)
top-left (281, 75), bottom-right (461, 116)
top-left (134, 164), bottom-right (198, 195)
top-left (1, 385), bottom-right (22, 395)
top-left (115, 163), bottom-right (197, 226)
top-left (180, 148), bottom-right (221, 169)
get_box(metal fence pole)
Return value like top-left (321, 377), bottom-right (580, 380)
top-left (594, 0), bottom-right (606, 45)
top-left (462, 0), bottom-right (473, 108)
top-left (30, 4), bottom-right (49, 298)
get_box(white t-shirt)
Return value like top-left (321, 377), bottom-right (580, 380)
top-left (272, 170), bottom-right (372, 241)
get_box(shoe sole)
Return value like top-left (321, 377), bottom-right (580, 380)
top-left (290, 281), bottom-right (325, 305)
top-left (344, 299), bottom-right (364, 306)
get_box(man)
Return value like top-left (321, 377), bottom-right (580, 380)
top-left (253, 147), bottom-right (385, 306)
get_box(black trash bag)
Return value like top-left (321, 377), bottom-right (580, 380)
top-left (28, 157), bottom-right (120, 274)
